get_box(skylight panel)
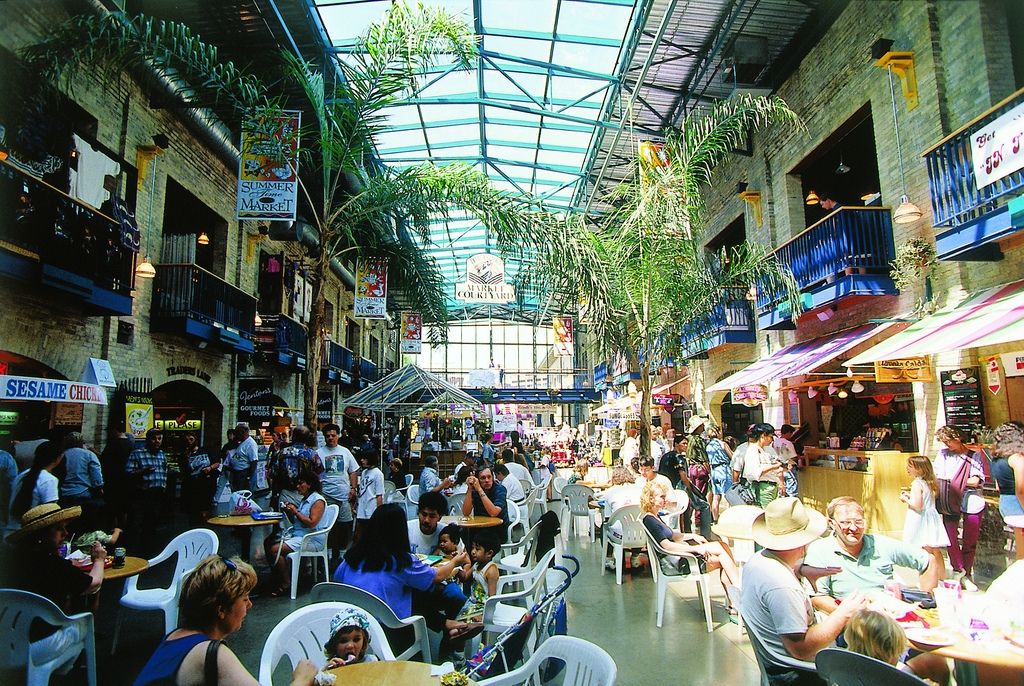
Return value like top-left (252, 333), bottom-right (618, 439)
top-left (481, 0), bottom-right (557, 34)
top-left (427, 123), bottom-right (480, 145)
top-left (484, 124), bottom-right (540, 144)
top-left (557, 1), bottom-right (633, 42)
top-left (383, 105), bottom-right (422, 127)
top-left (483, 35), bottom-right (553, 63)
top-left (486, 145), bottom-right (538, 163)
top-left (552, 42), bottom-right (619, 73)
top-left (315, 0), bottom-right (390, 42)
top-left (483, 70), bottom-right (550, 101)
top-left (375, 128), bottom-right (427, 151)
top-left (539, 127), bottom-right (593, 150)
top-left (418, 103), bottom-right (477, 123)
top-left (418, 71), bottom-right (478, 98)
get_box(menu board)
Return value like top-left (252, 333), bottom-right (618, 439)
top-left (940, 367), bottom-right (984, 428)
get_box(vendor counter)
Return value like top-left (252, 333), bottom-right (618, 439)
top-left (799, 448), bottom-right (913, 538)
top-left (420, 449), bottom-right (468, 477)
top-left (556, 466), bottom-right (611, 484)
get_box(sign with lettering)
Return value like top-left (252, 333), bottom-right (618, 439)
top-left (940, 367), bottom-right (984, 428)
top-left (553, 316), bottom-right (573, 357)
top-left (874, 357), bottom-right (934, 383)
top-left (126, 402), bottom-right (154, 439)
top-left (317, 391), bottom-right (333, 422)
top-left (455, 253), bottom-right (515, 304)
top-left (971, 100), bottom-right (1024, 190)
top-left (999, 351), bottom-right (1024, 377)
top-left (401, 312), bottom-right (422, 354)
top-left (0, 375), bottom-right (107, 405)
top-left (238, 378), bottom-right (274, 425)
top-left (166, 366), bottom-right (212, 383)
top-left (236, 112), bottom-right (301, 220)
top-left (732, 384), bottom-right (768, 407)
top-left (354, 258), bottom-right (388, 319)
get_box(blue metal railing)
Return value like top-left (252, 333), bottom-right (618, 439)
top-left (432, 369), bottom-right (594, 390)
top-left (326, 340), bottom-right (353, 373)
top-left (152, 264), bottom-right (256, 339)
top-left (360, 358), bottom-right (378, 383)
top-left (681, 288), bottom-right (754, 350)
top-left (0, 158), bottom-right (134, 294)
top-left (756, 207), bottom-right (895, 312)
top-left (274, 313), bottom-right (307, 356)
top-left (924, 88), bottom-right (1024, 228)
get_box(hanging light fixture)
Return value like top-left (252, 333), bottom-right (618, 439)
top-left (827, 382), bottom-right (839, 396)
top-left (835, 150), bottom-right (851, 174)
top-left (788, 389), bottom-right (799, 404)
top-left (887, 63), bottom-right (922, 224)
top-left (850, 380), bottom-right (865, 394)
top-left (807, 386), bottom-right (819, 399)
top-left (837, 388), bottom-right (849, 399)
top-left (254, 311), bottom-right (263, 327)
top-left (135, 257), bottom-right (156, 279)
top-left (805, 190), bottom-right (820, 205)
top-left (197, 232), bottom-right (210, 245)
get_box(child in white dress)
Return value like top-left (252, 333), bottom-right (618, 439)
top-left (900, 456), bottom-right (950, 580)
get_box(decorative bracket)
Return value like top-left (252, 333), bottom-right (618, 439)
top-left (246, 233), bottom-right (265, 263)
top-left (135, 145), bottom-right (165, 189)
top-left (875, 51), bottom-right (918, 111)
top-left (739, 189), bottom-right (763, 227)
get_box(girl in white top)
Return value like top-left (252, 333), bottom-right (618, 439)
top-left (900, 455), bottom-right (949, 580)
top-left (354, 451), bottom-right (385, 543)
top-left (8, 441), bottom-right (62, 534)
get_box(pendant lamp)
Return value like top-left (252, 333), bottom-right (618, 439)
top-left (887, 64), bottom-right (922, 224)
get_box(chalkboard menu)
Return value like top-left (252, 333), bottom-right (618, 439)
top-left (940, 367), bottom-right (984, 428)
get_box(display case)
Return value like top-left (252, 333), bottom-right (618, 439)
top-left (799, 448), bottom-right (913, 538)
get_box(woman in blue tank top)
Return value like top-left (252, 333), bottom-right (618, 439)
top-left (993, 422), bottom-right (1024, 562)
top-left (133, 555), bottom-right (317, 686)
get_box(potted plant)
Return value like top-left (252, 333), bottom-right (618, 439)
top-left (890, 238), bottom-right (937, 292)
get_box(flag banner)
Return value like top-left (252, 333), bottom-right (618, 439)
top-left (236, 112), bottom-right (300, 220)
top-left (401, 312), bottom-right (422, 353)
top-left (553, 316), bottom-right (574, 357)
top-left (355, 258), bottom-right (388, 319)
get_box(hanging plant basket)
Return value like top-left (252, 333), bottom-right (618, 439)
top-left (480, 387), bottom-right (495, 401)
top-left (890, 238), bottom-right (937, 292)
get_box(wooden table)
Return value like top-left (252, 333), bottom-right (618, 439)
top-left (104, 556), bottom-right (149, 580)
top-left (207, 514), bottom-right (280, 562)
top-left (326, 660), bottom-right (477, 686)
top-left (440, 515), bottom-right (503, 529)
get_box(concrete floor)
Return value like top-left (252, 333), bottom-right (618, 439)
top-left (90, 509), bottom-right (1015, 686)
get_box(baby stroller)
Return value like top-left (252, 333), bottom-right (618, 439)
top-left (464, 554), bottom-right (579, 680)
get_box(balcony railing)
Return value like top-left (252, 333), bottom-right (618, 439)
top-left (924, 87), bottom-right (1024, 229)
top-left (359, 358), bottom-right (378, 384)
top-left (436, 369), bottom-right (594, 390)
top-left (276, 313), bottom-right (307, 355)
top-left (0, 158), bottom-right (134, 314)
top-left (757, 207), bottom-right (896, 314)
top-left (325, 340), bottom-right (353, 382)
top-left (152, 264), bottom-right (256, 353)
top-left (681, 288), bottom-right (755, 357)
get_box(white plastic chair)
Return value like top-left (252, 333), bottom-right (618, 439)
top-left (405, 484), bottom-right (422, 518)
top-left (741, 594), bottom-right (816, 686)
top-left (404, 473), bottom-right (414, 489)
top-left (258, 602), bottom-right (397, 685)
top-left (601, 505), bottom-right (646, 585)
top-left (476, 635), bottom-right (617, 686)
top-left (521, 483), bottom-right (543, 526)
top-left (310, 582), bottom-right (431, 663)
top-left (559, 484), bottom-right (595, 542)
top-left (382, 480), bottom-right (399, 504)
top-left (816, 648), bottom-right (929, 686)
top-left (498, 521), bottom-right (541, 574)
top-left (0, 589), bottom-right (96, 686)
top-left (506, 500), bottom-right (524, 543)
top-left (284, 503), bottom-right (339, 600)
top-left (447, 492), bottom-right (465, 515)
top-left (533, 473), bottom-right (552, 513)
top-left (550, 476), bottom-right (567, 502)
top-left (482, 549), bottom-right (556, 639)
top-left (111, 528), bottom-right (219, 653)
top-left (641, 524), bottom-right (712, 631)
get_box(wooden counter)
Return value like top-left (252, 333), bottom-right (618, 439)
top-left (799, 448), bottom-right (912, 538)
top-left (421, 449), bottom-right (468, 478)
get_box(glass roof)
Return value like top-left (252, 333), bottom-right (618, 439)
top-left (312, 0), bottom-right (642, 316)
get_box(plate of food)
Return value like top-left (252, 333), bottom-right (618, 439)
top-left (905, 628), bottom-right (957, 649)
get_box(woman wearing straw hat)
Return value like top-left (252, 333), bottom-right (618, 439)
top-left (2, 503), bottom-right (107, 677)
top-left (740, 498), bottom-right (863, 686)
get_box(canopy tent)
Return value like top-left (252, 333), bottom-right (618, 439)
top-left (338, 364), bottom-right (483, 413)
top-left (413, 390), bottom-right (483, 415)
top-left (845, 280), bottom-right (1024, 365)
top-left (704, 324), bottom-right (892, 393)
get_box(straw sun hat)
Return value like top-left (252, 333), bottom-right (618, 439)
top-left (687, 415), bottom-right (706, 434)
top-left (750, 497), bottom-right (827, 550)
top-left (7, 503), bottom-right (82, 546)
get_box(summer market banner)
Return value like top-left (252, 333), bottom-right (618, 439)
top-left (401, 312), bottom-right (422, 353)
top-left (236, 112), bottom-right (301, 220)
top-left (553, 316), bottom-right (574, 357)
top-left (354, 258), bottom-right (388, 319)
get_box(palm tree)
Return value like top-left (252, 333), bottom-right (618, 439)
top-left (22, 2), bottom-right (555, 427)
top-left (524, 95), bottom-right (801, 456)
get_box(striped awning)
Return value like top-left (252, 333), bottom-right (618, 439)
top-left (705, 324), bottom-right (892, 393)
top-left (844, 280), bottom-right (1024, 365)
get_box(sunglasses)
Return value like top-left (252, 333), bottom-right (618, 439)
top-left (221, 556), bottom-right (238, 571)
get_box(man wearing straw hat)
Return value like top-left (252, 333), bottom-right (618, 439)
top-left (740, 498), bottom-right (863, 686)
top-left (2, 503), bottom-right (107, 674)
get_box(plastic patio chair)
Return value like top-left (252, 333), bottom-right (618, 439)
top-left (641, 524), bottom-right (712, 631)
top-left (739, 595), bottom-right (817, 686)
top-left (111, 528), bottom-right (219, 653)
top-left (507, 500), bottom-right (524, 543)
top-left (0, 589), bottom-right (97, 686)
top-left (382, 480), bottom-right (399, 504)
top-left (405, 473), bottom-right (414, 489)
top-left (550, 476), bottom-right (568, 502)
top-left (559, 484), bottom-right (595, 542)
top-left (258, 602), bottom-right (398, 685)
top-left (447, 492), bottom-right (465, 514)
top-left (498, 521), bottom-right (541, 574)
top-left (310, 582), bottom-right (431, 663)
top-left (815, 648), bottom-right (929, 686)
top-left (283, 503), bottom-right (339, 599)
top-left (482, 549), bottom-right (557, 639)
top-left (476, 635), bottom-right (617, 686)
top-left (533, 473), bottom-right (552, 514)
top-left (601, 505), bottom-right (646, 585)
top-left (406, 484), bottom-right (422, 518)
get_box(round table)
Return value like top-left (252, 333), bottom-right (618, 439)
top-left (104, 556), bottom-right (149, 580)
top-left (325, 660), bottom-right (477, 686)
top-left (440, 515), bottom-right (503, 528)
top-left (207, 514), bottom-right (280, 563)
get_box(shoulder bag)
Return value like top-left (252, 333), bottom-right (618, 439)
top-left (936, 454), bottom-right (971, 516)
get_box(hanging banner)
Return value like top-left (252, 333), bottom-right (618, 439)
top-left (553, 316), bottom-right (574, 357)
top-left (874, 357), bottom-right (934, 383)
top-left (1000, 351), bottom-right (1024, 377)
top-left (354, 258), bottom-right (388, 319)
top-left (401, 312), bottom-right (422, 353)
top-left (985, 356), bottom-right (1002, 395)
top-left (455, 253), bottom-right (515, 303)
top-left (236, 111), bottom-right (301, 220)
top-left (971, 100), bottom-right (1024, 190)
top-left (0, 375), bottom-right (107, 405)
top-left (317, 390), bottom-right (333, 422)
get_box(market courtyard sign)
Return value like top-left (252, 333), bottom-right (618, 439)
top-left (0, 375), bottom-right (107, 405)
top-left (455, 253), bottom-right (515, 304)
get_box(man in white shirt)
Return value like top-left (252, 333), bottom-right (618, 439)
top-left (493, 463), bottom-right (526, 503)
top-left (318, 423), bottom-right (359, 562)
top-left (407, 491), bottom-right (447, 554)
top-left (229, 423), bottom-right (259, 491)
